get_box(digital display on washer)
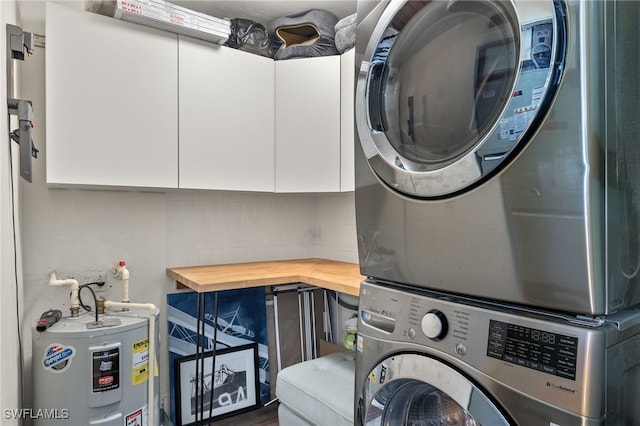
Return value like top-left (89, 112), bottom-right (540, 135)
top-left (487, 320), bottom-right (578, 380)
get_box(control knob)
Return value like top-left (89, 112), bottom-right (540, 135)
top-left (421, 310), bottom-right (448, 340)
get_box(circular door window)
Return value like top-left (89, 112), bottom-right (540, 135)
top-left (375, 379), bottom-right (480, 425)
top-left (360, 354), bottom-right (512, 425)
top-left (356, 0), bottom-right (566, 198)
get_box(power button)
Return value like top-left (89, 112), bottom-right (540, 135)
top-left (455, 343), bottom-right (467, 356)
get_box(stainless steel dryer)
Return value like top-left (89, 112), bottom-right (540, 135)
top-left (354, 0), bottom-right (640, 315)
top-left (355, 280), bottom-right (640, 425)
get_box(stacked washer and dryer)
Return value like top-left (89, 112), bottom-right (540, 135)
top-left (353, 0), bottom-right (640, 424)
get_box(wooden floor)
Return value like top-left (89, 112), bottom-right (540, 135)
top-left (209, 402), bottom-right (279, 425)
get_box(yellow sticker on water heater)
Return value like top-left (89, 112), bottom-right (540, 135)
top-left (131, 338), bottom-right (158, 386)
top-left (132, 338), bottom-right (150, 386)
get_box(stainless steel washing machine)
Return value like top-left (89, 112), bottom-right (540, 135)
top-left (354, 0), bottom-right (640, 315)
top-left (355, 280), bottom-right (640, 425)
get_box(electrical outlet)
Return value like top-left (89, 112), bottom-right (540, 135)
top-left (94, 275), bottom-right (109, 293)
top-left (71, 270), bottom-right (109, 292)
top-left (84, 272), bottom-right (105, 285)
top-left (95, 274), bottom-right (105, 286)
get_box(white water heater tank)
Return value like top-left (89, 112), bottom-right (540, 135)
top-left (31, 309), bottom-right (159, 425)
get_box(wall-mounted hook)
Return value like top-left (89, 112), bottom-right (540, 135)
top-left (7, 24), bottom-right (37, 182)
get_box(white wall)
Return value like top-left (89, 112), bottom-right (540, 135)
top-left (14, 0), bottom-right (357, 417)
top-left (167, 191), bottom-right (319, 266)
top-left (316, 192), bottom-right (357, 261)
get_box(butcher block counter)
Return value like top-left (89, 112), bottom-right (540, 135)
top-left (166, 258), bottom-right (364, 296)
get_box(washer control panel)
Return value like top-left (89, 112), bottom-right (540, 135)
top-left (357, 280), bottom-right (614, 415)
top-left (361, 283), bottom-right (478, 345)
top-left (409, 295), bottom-right (471, 343)
top-left (358, 280), bottom-right (603, 391)
top-left (487, 320), bottom-right (578, 380)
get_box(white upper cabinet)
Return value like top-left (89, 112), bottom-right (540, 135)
top-left (46, 3), bottom-right (178, 188)
top-left (45, 4), bottom-right (352, 193)
top-left (275, 55), bottom-right (341, 193)
top-left (340, 49), bottom-right (356, 192)
top-left (178, 37), bottom-right (275, 191)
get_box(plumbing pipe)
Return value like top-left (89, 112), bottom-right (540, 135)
top-left (115, 261), bottom-right (130, 304)
top-left (48, 271), bottom-right (80, 316)
top-left (105, 300), bottom-right (157, 426)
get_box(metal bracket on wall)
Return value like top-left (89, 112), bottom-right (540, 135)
top-left (6, 24), bottom-right (33, 100)
top-left (6, 24), bottom-right (37, 182)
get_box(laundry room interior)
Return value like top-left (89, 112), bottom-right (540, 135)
top-left (1, 0), bottom-right (640, 425)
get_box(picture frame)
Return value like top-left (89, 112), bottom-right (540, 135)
top-left (167, 289), bottom-right (270, 426)
top-left (174, 343), bottom-right (260, 425)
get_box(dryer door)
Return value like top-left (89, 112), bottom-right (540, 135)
top-left (355, 0), bottom-right (567, 198)
top-left (360, 353), bottom-right (511, 425)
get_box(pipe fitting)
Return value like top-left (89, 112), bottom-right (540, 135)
top-left (104, 299), bottom-right (157, 426)
top-left (48, 271), bottom-right (80, 313)
top-left (114, 261), bottom-right (130, 304)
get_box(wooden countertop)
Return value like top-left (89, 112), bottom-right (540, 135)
top-left (166, 258), bottom-right (364, 296)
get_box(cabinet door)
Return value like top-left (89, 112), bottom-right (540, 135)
top-left (275, 56), bottom-right (341, 193)
top-left (340, 49), bottom-right (356, 192)
top-left (179, 37), bottom-right (275, 191)
top-left (46, 3), bottom-right (178, 188)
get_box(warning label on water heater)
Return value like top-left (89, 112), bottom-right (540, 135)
top-left (132, 338), bottom-right (150, 386)
top-left (92, 348), bottom-right (120, 392)
top-left (125, 407), bottom-right (143, 426)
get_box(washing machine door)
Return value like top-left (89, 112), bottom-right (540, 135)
top-left (361, 354), bottom-right (511, 425)
top-left (356, 0), bottom-right (567, 198)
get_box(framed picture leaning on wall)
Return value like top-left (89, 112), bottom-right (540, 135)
top-left (174, 343), bottom-right (260, 425)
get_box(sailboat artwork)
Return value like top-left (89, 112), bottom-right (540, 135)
top-left (167, 289), bottom-right (268, 425)
top-left (175, 343), bottom-right (260, 425)
top-left (189, 363), bottom-right (249, 414)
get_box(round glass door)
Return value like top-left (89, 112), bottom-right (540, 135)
top-left (375, 379), bottom-right (480, 425)
top-left (360, 354), bottom-right (512, 425)
top-left (355, 0), bottom-right (566, 198)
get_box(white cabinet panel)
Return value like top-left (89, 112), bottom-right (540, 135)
top-left (275, 56), bottom-right (341, 193)
top-left (179, 37), bottom-right (275, 191)
top-left (340, 49), bottom-right (356, 192)
top-left (46, 3), bottom-right (178, 188)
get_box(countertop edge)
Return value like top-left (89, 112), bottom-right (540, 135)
top-left (166, 258), bottom-right (363, 297)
